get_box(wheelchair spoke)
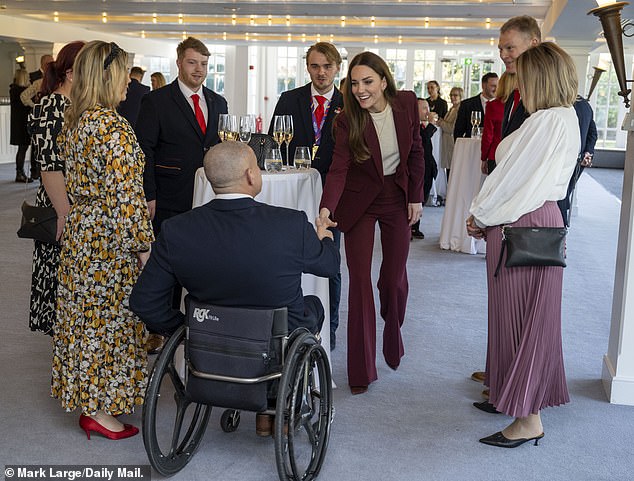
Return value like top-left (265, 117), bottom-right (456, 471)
top-left (168, 397), bottom-right (190, 457)
top-left (166, 362), bottom-right (186, 398)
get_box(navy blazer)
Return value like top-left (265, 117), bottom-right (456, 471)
top-left (454, 93), bottom-right (484, 140)
top-left (573, 96), bottom-right (598, 155)
top-left (117, 78), bottom-right (150, 128)
top-left (130, 198), bottom-right (340, 335)
top-left (135, 80), bottom-right (228, 213)
top-left (501, 90), bottom-right (529, 139)
top-left (268, 83), bottom-right (343, 181)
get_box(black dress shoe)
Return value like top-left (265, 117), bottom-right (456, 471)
top-left (330, 331), bottom-right (336, 351)
top-left (479, 431), bottom-right (544, 448)
top-left (15, 172), bottom-right (33, 183)
top-left (473, 401), bottom-right (500, 414)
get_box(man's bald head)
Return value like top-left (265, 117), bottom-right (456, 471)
top-left (204, 142), bottom-right (262, 196)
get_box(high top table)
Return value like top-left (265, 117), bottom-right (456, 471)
top-left (439, 138), bottom-right (486, 255)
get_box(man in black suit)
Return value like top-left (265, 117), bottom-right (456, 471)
top-left (136, 36), bottom-right (227, 234)
top-left (453, 72), bottom-right (498, 140)
top-left (135, 36), bottom-right (227, 353)
top-left (129, 141), bottom-right (340, 337)
top-left (557, 96), bottom-right (598, 226)
top-left (268, 42), bottom-right (343, 350)
top-left (118, 66), bottom-right (150, 127)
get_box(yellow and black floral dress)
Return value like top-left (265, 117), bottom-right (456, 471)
top-left (52, 106), bottom-right (154, 415)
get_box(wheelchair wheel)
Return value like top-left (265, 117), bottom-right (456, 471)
top-left (220, 409), bottom-right (241, 433)
top-left (274, 331), bottom-right (333, 481)
top-left (142, 326), bottom-right (212, 476)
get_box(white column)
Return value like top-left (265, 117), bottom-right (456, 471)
top-left (603, 102), bottom-right (634, 405)
top-left (564, 46), bottom-right (591, 96)
top-left (224, 45), bottom-right (249, 115)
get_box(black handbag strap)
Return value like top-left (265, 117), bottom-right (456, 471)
top-left (494, 228), bottom-right (506, 278)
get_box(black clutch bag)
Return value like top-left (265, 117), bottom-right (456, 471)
top-left (17, 201), bottom-right (58, 244)
top-left (494, 226), bottom-right (566, 277)
top-left (247, 133), bottom-right (277, 170)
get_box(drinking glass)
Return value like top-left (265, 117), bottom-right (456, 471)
top-left (218, 114), bottom-right (230, 141)
top-left (293, 146), bottom-right (311, 170)
top-left (239, 115), bottom-right (253, 143)
top-left (284, 115), bottom-right (294, 168)
top-left (470, 111), bottom-right (481, 138)
top-left (226, 114), bottom-right (239, 141)
top-left (264, 148), bottom-right (283, 173)
top-left (273, 115), bottom-right (285, 148)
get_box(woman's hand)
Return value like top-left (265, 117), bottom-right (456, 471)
top-left (55, 215), bottom-right (66, 242)
top-left (466, 215), bottom-right (486, 239)
top-left (137, 249), bottom-right (151, 268)
top-left (408, 203), bottom-right (423, 226)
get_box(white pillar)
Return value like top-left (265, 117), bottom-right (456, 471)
top-left (224, 45), bottom-right (249, 115)
top-left (603, 102), bottom-right (634, 405)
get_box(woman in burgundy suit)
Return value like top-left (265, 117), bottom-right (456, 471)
top-left (480, 72), bottom-right (513, 175)
top-left (319, 52), bottom-right (424, 394)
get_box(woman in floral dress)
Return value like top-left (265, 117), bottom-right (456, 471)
top-left (53, 41), bottom-right (154, 440)
top-left (28, 41), bottom-right (84, 335)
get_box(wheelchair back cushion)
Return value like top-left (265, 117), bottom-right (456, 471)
top-left (185, 298), bottom-right (287, 412)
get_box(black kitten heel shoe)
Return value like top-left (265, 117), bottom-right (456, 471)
top-left (479, 431), bottom-right (544, 448)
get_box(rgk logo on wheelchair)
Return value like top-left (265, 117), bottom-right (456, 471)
top-left (142, 297), bottom-right (334, 481)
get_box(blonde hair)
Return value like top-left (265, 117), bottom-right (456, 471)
top-left (65, 41), bottom-right (129, 129)
top-left (449, 86), bottom-right (463, 101)
top-left (516, 42), bottom-right (577, 114)
top-left (151, 72), bottom-right (166, 89)
top-left (494, 72), bottom-right (514, 103)
top-left (500, 15), bottom-right (541, 43)
top-left (13, 69), bottom-right (29, 88)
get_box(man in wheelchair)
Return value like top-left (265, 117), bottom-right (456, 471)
top-left (130, 141), bottom-right (339, 338)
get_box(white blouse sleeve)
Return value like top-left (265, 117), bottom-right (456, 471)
top-left (469, 107), bottom-right (580, 227)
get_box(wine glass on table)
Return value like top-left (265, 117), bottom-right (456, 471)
top-left (294, 146), bottom-right (311, 170)
top-left (218, 114), bottom-right (229, 141)
top-left (283, 115), bottom-right (294, 168)
top-left (470, 111), bottom-right (482, 138)
top-left (239, 115), bottom-right (253, 143)
top-left (264, 148), bottom-right (283, 173)
top-left (273, 115), bottom-right (286, 168)
top-left (226, 114), bottom-right (239, 141)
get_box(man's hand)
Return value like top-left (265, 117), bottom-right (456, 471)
top-left (481, 160), bottom-right (489, 175)
top-left (147, 199), bottom-right (156, 220)
top-left (580, 152), bottom-right (593, 168)
top-left (407, 202), bottom-right (423, 226)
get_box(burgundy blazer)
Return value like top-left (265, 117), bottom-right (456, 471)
top-left (320, 90), bottom-right (425, 233)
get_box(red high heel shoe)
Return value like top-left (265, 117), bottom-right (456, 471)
top-left (79, 414), bottom-right (139, 440)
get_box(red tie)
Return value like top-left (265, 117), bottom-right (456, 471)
top-left (511, 89), bottom-right (521, 116)
top-left (314, 95), bottom-right (327, 127)
top-left (191, 94), bottom-right (206, 134)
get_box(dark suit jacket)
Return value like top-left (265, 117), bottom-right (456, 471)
top-left (573, 96), bottom-right (597, 155)
top-left (129, 198), bottom-right (340, 335)
top-left (29, 70), bottom-right (42, 83)
top-left (320, 90), bottom-right (425, 233)
top-left (421, 122), bottom-right (438, 201)
top-left (135, 80), bottom-right (228, 213)
top-left (117, 78), bottom-right (150, 128)
top-left (501, 89), bottom-right (529, 139)
top-left (268, 83), bottom-right (343, 181)
top-left (427, 96), bottom-right (448, 119)
top-left (454, 93), bottom-right (484, 140)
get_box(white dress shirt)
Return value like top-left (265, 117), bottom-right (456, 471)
top-left (178, 79), bottom-right (208, 125)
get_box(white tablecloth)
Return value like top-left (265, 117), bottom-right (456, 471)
top-left (192, 167), bottom-right (331, 358)
top-left (439, 138), bottom-right (486, 254)
top-left (427, 128), bottom-right (446, 205)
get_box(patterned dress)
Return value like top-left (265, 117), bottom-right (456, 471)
top-left (52, 106), bottom-right (154, 415)
top-left (28, 93), bottom-right (70, 335)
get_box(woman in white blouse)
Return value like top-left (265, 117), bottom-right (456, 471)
top-left (466, 42), bottom-right (580, 448)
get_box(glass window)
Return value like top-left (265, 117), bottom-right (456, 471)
top-left (440, 57), bottom-right (464, 100)
top-left (594, 54), bottom-right (623, 149)
top-left (277, 46), bottom-right (298, 95)
top-left (385, 48), bottom-right (408, 90)
top-left (206, 45), bottom-right (226, 94)
top-left (413, 50), bottom-right (435, 97)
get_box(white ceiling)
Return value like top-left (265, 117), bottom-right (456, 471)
top-left (0, 0), bottom-right (628, 51)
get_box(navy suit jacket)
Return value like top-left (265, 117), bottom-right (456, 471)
top-left (117, 78), bottom-right (150, 128)
top-left (573, 96), bottom-right (597, 155)
top-left (130, 198), bottom-right (340, 335)
top-left (135, 80), bottom-right (228, 213)
top-left (501, 90), bottom-right (529, 139)
top-left (268, 83), bottom-right (343, 181)
top-left (454, 93), bottom-right (484, 140)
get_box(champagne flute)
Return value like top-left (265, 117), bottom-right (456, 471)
top-left (227, 114), bottom-right (239, 141)
top-left (284, 115), bottom-right (294, 169)
top-left (239, 115), bottom-right (253, 143)
top-left (273, 115), bottom-right (285, 148)
top-left (218, 114), bottom-right (229, 141)
top-left (293, 146), bottom-right (311, 170)
top-left (264, 148), bottom-right (283, 173)
top-left (470, 111), bottom-right (481, 138)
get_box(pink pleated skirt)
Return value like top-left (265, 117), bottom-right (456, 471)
top-left (484, 201), bottom-right (570, 417)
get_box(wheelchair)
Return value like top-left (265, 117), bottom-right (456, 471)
top-left (142, 297), bottom-right (333, 480)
